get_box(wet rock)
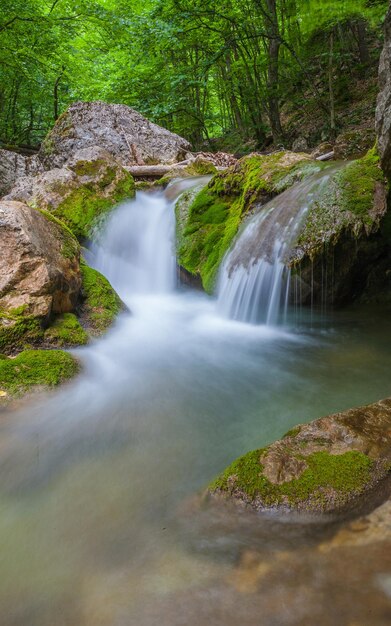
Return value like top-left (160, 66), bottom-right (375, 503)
top-left (289, 148), bottom-right (389, 306)
top-left (39, 101), bottom-right (192, 170)
top-left (175, 151), bottom-right (318, 293)
top-left (0, 201), bottom-right (81, 352)
top-left (5, 146), bottom-right (135, 239)
top-left (208, 398), bottom-right (391, 515)
top-left (376, 4), bottom-right (391, 178)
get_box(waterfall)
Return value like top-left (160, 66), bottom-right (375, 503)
top-left (90, 191), bottom-right (177, 301)
top-left (217, 168), bottom-right (336, 325)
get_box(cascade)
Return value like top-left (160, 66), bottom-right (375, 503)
top-left (217, 167), bottom-right (338, 325)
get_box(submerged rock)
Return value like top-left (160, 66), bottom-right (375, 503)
top-left (207, 398), bottom-right (391, 515)
top-left (376, 3), bottom-right (391, 178)
top-left (39, 101), bottom-right (191, 170)
top-left (5, 146), bottom-right (135, 239)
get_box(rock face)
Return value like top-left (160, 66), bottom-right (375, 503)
top-left (39, 101), bottom-right (192, 170)
top-left (0, 201), bottom-right (81, 321)
top-left (4, 146), bottom-right (135, 238)
top-left (0, 149), bottom-right (42, 196)
top-left (376, 4), bottom-right (391, 178)
top-left (208, 398), bottom-right (391, 515)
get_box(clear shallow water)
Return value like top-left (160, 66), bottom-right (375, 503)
top-left (1, 188), bottom-right (391, 625)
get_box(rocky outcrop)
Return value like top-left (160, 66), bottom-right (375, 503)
top-left (5, 146), bottom-right (135, 239)
top-left (289, 148), bottom-right (389, 305)
top-left (0, 149), bottom-right (42, 196)
top-left (208, 398), bottom-right (391, 515)
top-left (176, 151), bottom-right (319, 293)
top-left (39, 101), bottom-right (192, 170)
top-left (376, 4), bottom-right (391, 178)
top-left (0, 201), bottom-right (81, 352)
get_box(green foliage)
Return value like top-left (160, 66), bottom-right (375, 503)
top-left (44, 313), bottom-right (89, 347)
top-left (0, 0), bottom-right (387, 150)
top-left (80, 261), bottom-right (123, 334)
top-left (0, 349), bottom-right (80, 397)
top-left (209, 448), bottom-right (374, 509)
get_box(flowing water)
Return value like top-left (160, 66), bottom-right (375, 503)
top-left (218, 166), bottom-right (339, 324)
top-left (0, 181), bottom-right (391, 625)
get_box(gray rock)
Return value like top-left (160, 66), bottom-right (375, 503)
top-left (39, 101), bottom-right (192, 169)
top-left (376, 4), bottom-right (391, 177)
top-left (292, 137), bottom-right (309, 152)
top-left (0, 149), bottom-right (42, 196)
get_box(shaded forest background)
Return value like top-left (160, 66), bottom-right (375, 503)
top-left (0, 0), bottom-right (388, 153)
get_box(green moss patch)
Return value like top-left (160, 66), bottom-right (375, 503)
top-left (0, 349), bottom-right (80, 397)
top-left (44, 313), bottom-right (89, 347)
top-left (177, 152), bottom-right (320, 292)
top-left (209, 448), bottom-right (374, 511)
top-left (80, 262), bottom-right (123, 335)
top-left (52, 171), bottom-right (135, 239)
top-left (295, 148), bottom-right (388, 259)
top-left (36, 208), bottom-right (80, 259)
top-left (0, 308), bottom-right (44, 355)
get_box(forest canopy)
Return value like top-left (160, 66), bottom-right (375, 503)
top-left (0, 0), bottom-right (388, 151)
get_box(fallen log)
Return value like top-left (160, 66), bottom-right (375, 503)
top-left (316, 151), bottom-right (335, 162)
top-left (124, 164), bottom-right (187, 178)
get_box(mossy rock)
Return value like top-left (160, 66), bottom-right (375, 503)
top-left (207, 398), bottom-right (391, 515)
top-left (176, 151), bottom-right (321, 293)
top-left (44, 313), bottom-right (89, 348)
top-left (79, 261), bottom-right (124, 335)
top-left (52, 171), bottom-right (135, 240)
top-left (0, 349), bottom-right (80, 399)
top-left (0, 307), bottom-right (44, 355)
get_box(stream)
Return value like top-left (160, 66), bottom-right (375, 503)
top-left (1, 181), bottom-right (391, 625)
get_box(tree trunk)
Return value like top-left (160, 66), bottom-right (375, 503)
top-left (328, 30), bottom-right (336, 141)
top-left (265, 0), bottom-right (284, 143)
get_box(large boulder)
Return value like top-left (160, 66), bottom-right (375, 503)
top-left (376, 4), bottom-right (391, 178)
top-left (39, 101), bottom-right (192, 170)
top-left (208, 398), bottom-right (391, 515)
top-left (4, 146), bottom-right (135, 239)
top-left (0, 149), bottom-right (42, 196)
top-left (0, 201), bottom-right (81, 352)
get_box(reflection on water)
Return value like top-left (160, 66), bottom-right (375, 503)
top-left (0, 189), bottom-right (390, 625)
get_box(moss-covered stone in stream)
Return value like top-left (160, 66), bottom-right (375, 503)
top-left (80, 262), bottom-right (124, 335)
top-left (294, 147), bottom-right (388, 261)
top-left (44, 313), bottom-right (89, 347)
top-left (52, 172), bottom-right (135, 240)
top-left (209, 449), bottom-right (374, 512)
top-left (176, 151), bottom-right (322, 293)
top-left (36, 208), bottom-right (80, 260)
top-left (0, 307), bottom-right (44, 355)
top-left (0, 349), bottom-right (80, 397)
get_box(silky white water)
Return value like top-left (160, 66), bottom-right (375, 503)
top-left (217, 167), bottom-right (338, 324)
top-left (0, 182), bottom-right (391, 626)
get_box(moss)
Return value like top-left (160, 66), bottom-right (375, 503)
top-left (80, 261), bottom-right (123, 335)
top-left (184, 160), bottom-right (217, 176)
top-left (0, 349), bottom-right (80, 397)
top-left (295, 147), bottom-right (388, 260)
top-left (36, 208), bottom-right (80, 259)
top-left (44, 313), bottom-right (89, 347)
top-left (51, 171), bottom-right (135, 240)
top-left (0, 308), bottom-right (44, 355)
top-left (283, 426), bottom-right (301, 439)
top-left (177, 152), bottom-right (317, 293)
top-left (209, 448), bottom-right (374, 510)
